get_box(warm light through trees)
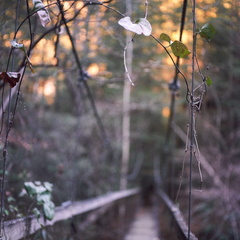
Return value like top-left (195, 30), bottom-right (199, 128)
top-left (0, 0), bottom-right (239, 239)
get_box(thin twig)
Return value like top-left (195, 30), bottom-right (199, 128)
top-left (123, 39), bottom-right (135, 86)
top-left (175, 124), bottom-right (190, 203)
top-left (188, 0), bottom-right (197, 238)
top-left (193, 134), bottom-right (203, 190)
top-left (144, 0), bottom-right (149, 19)
top-left (150, 34), bottom-right (190, 101)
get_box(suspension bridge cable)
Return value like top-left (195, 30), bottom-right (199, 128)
top-left (159, 0), bottom-right (188, 198)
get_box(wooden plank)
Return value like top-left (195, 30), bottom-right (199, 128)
top-left (158, 190), bottom-right (198, 240)
top-left (124, 208), bottom-right (160, 240)
top-left (3, 188), bottom-right (139, 240)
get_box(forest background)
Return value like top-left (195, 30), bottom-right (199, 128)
top-left (0, 0), bottom-right (239, 239)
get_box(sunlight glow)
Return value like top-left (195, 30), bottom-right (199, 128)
top-left (43, 81), bottom-right (55, 97)
top-left (37, 78), bottom-right (56, 104)
top-left (162, 107), bottom-right (170, 118)
top-left (88, 63), bottom-right (99, 76)
top-left (31, 39), bottom-right (55, 65)
top-left (223, 2), bottom-right (231, 9)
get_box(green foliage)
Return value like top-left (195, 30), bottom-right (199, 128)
top-left (33, 207), bottom-right (41, 220)
top-left (4, 196), bottom-right (23, 218)
top-left (199, 23), bottom-right (216, 41)
top-left (205, 75), bottom-right (212, 86)
top-left (23, 181), bottom-right (55, 220)
top-left (170, 41), bottom-right (191, 58)
top-left (159, 33), bottom-right (191, 58)
top-left (43, 201), bottom-right (55, 221)
top-left (159, 33), bottom-right (171, 43)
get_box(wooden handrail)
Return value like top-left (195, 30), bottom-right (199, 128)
top-left (158, 190), bottom-right (198, 240)
top-left (3, 188), bottom-right (139, 240)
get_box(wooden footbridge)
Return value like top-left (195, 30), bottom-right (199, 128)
top-left (2, 187), bottom-right (198, 240)
top-left (124, 207), bottom-right (159, 240)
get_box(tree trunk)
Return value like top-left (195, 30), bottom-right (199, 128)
top-left (120, 0), bottom-right (133, 190)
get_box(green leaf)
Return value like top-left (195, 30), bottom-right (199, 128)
top-left (37, 192), bottom-right (51, 204)
top-left (4, 209), bottom-right (9, 216)
top-left (199, 23), bottom-right (216, 41)
top-left (24, 182), bottom-right (38, 197)
top-left (24, 181), bottom-right (55, 220)
top-left (35, 187), bottom-right (46, 195)
top-left (43, 201), bottom-right (55, 220)
top-left (160, 33), bottom-right (171, 43)
top-left (43, 182), bottom-right (53, 192)
top-left (24, 181), bottom-right (51, 200)
top-left (205, 75), bottom-right (212, 86)
top-left (33, 207), bottom-right (41, 220)
top-left (170, 41), bottom-right (191, 58)
top-left (9, 205), bottom-right (18, 213)
top-left (16, 213), bottom-right (24, 218)
top-left (7, 197), bottom-right (16, 203)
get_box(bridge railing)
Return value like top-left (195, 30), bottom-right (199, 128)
top-left (157, 190), bottom-right (198, 240)
top-left (3, 188), bottom-right (140, 240)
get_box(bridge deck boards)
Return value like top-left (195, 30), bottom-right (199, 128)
top-left (124, 208), bottom-right (160, 240)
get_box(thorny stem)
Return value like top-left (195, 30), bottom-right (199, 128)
top-left (188, 0), bottom-right (197, 238)
top-left (193, 82), bottom-right (204, 92)
top-left (175, 123), bottom-right (190, 203)
top-left (193, 132), bottom-right (203, 189)
top-left (0, 84), bottom-right (6, 135)
top-left (195, 55), bottom-right (205, 80)
top-left (11, 0), bottom-right (33, 122)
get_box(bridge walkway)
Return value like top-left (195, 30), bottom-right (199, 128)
top-left (124, 207), bottom-right (160, 240)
